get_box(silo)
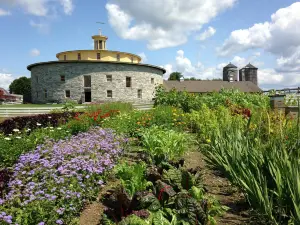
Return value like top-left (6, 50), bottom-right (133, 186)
top-left (223, 63), bottom-right (238, 82)
top-left (239, 63), bottom-right (258, 85)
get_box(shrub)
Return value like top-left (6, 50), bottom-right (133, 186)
top-left (154, 86), bottom-right (270, 112)
top-left (0, 112), bottom-right (78, 135)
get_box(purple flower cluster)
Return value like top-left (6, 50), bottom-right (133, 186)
top-left (0, 128), bottom-right (125, 224)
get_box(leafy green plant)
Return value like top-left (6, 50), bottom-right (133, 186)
top-left (141, 126), bottom-right (189, 165)
top-left (114, 162), bottom-right (153, 197)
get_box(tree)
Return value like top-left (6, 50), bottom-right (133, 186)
top-left (168, 72), bottom-right (183, 81)
top-left (9, 77), bottom-right (31, 103)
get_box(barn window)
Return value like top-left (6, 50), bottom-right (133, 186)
top-left (84, 76), bottom-right (91, 87)
top-left (44, 89), bottom-right (48, 99)
top-left (138, 89), bottom-right (142, 98)
top-left (97, 53), bottom-right (101, 60)
top-left (65, 90), bottom-right (70, 98)
top-left (107, 90), bottom-right (112, 98)
top-left (106, 75), bottom-right (112, 82)
top-left (36, 91), bottom-right (39, 98)
top-left (60, 75), bottom-right (65, 82)
top-left (64, 55), bottom-right (67, 60)
top-left (77, 53), bottom-right (81, 60)
top-left (126, 77), bottom-right (131, 87)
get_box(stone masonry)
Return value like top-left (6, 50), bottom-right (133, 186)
top-left (30, 61), bottom-right (164, 104)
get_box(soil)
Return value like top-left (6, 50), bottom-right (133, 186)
top-left (79, 180), bottom-right (120, 225)
top-left (79, 146), bottom-right (252, 225)
top-left (184, 149), bottom-right (251, 225)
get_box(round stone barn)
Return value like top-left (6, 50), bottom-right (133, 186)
top-left (28, 32), bottom-right (165, 104)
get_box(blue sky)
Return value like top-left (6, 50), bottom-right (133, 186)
top-left (0, 0), bottom-right (300, 90)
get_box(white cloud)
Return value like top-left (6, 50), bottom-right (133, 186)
top-left (0, 8), bottom-right (11, 16)
top-left (106, 0), bottom-right (237, 50)
top-left (218, 2), bottom-right (300, 74)
top-left (29, 20), bottom-right (50, 34)
top-left (276, 47), bottom-right (300, 72)
top-left (218, 22), bottom-right (271, 56)
top-left (30, 48), bottom-right (40, 57)
top-left (196, 26), bottom-right (216, 41)
top-left (1, 0), bottom-right (74, 16)
top-left (163, 50), bottom-right (267, 81)
top-left (0, 73), bottom-right (15, 90)
top-left (59, 0), bottom-right (74, 15)
top-left (162, 64), bottom-right (173, 80)
top-left (163, 50), bottom-right (221, 80)
top-left (138, 53), bottom-right (147, 63)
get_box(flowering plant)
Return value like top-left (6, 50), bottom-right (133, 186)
top-left (0, 128), bottom-right (126, 225)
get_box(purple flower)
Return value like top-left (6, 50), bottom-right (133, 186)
top-left (38, 222), bottom-right (45, 225)
top-left (56, 219), bottom-right (63, 224)
top-left (56, 208), bottom-right (65, 215)
top-left (2, 128), bottom-right (125, 224)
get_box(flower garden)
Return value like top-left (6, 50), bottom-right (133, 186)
top-left (0, 88), bottom-right (299, 224)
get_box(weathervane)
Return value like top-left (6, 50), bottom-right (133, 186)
top-left (96, 22), bottom-right (105, 35)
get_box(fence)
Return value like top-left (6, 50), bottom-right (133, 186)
top-left (0, 103), bottom-right (154, 118)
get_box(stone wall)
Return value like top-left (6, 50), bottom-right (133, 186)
top-left (30, 62), bottom-right (164, 104)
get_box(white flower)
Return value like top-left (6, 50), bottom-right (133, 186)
top-left (50, 130), bottom-right (54, 132)
top-left (48, 116), bottom-right (52, 119)
top-left (37, 123), bottom-right (42, 126)
top-left (16, 136), bottom-right (21, 139)
top-left (8, 134), bottom-right (12, 136)
top-left (13, 129), bottom-right (19, 132)
top-left (57, 127), bottom-right (62, 130)
top-left (50, 127), bottom-right (53, 129)
top-left (26, 129), bottom-right (31, 132)
top-left (4, 137), bottom-right (11, 140)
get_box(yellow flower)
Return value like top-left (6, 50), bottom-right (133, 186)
top-left (206, 139), bottom-right (211, 143)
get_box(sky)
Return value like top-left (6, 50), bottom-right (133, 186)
top-left (0, 0), bottom-right (300, 90)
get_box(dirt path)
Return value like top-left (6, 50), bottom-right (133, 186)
top-left (184, 150), bottom-right (250, 225)
top-left (79, 148), bottom-right (251, 225)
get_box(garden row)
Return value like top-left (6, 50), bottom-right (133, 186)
top-left (154, 88), bottom-right (300, 225)
top-left (0, 99), bottom-right (228, 224)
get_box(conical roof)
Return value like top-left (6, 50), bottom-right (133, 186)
top-left (243, 63), bottom-right (257, 69)
top-left (224, 62), bottom-right (237, 68)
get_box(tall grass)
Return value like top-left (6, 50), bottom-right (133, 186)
top-left (199, 109), bottom-right (300, 224)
